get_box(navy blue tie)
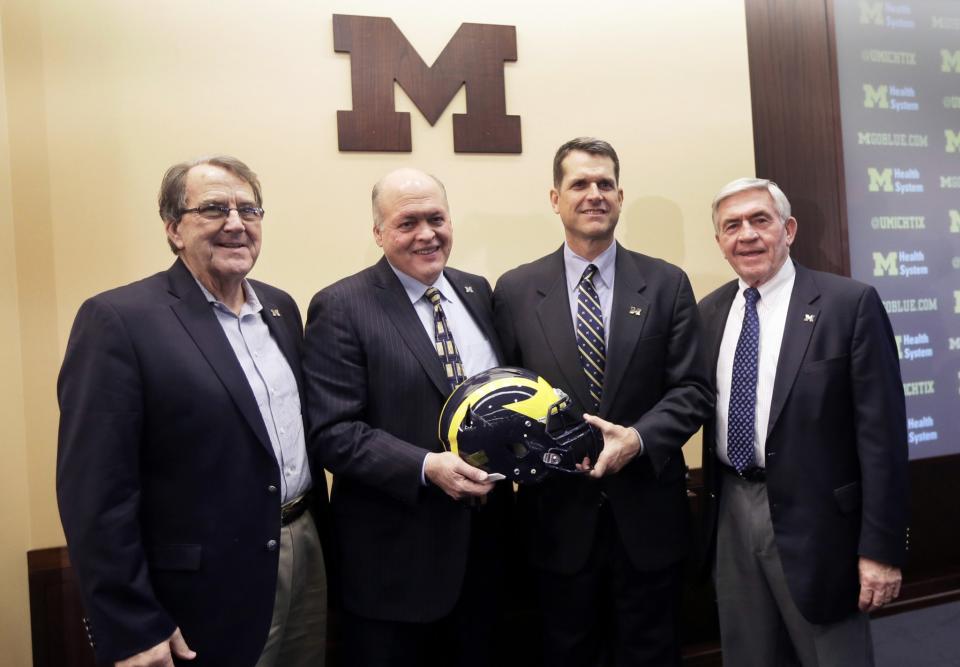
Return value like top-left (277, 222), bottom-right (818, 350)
top-left (727, 287), bottom-right (760, 473)
top-left (576, 264), bottom-right (606, 412)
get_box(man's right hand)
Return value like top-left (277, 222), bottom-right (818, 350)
top-left (424, 451), bottom-right (495, 500)
top-left (116, 627), bottom-right (195, 667)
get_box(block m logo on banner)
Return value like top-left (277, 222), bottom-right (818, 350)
top-left (334, 14), bottom-right (521, 153)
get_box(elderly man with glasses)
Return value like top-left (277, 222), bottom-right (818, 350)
top-left (57, 156), bottom-right (329, 667)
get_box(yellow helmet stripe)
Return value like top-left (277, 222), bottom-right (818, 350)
top-left (441, 375), bottom-right (553, 455)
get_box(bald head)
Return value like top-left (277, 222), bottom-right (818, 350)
top-left (371, 167), bottom-right (453, 285)
top-left (372, 168), bottom-right (449, 230)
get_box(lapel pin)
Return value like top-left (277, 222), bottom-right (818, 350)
top-left (628, 306), bottom-right (643, 316)
top-left (464, 285), bottom-right (474, 293)
top-left (270, 308), bottom-right (281, 317)
top-left (803, 313), bottom-right (816, 323)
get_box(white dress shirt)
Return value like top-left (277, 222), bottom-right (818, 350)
top-left (715, 260), bottom-right (795, 468)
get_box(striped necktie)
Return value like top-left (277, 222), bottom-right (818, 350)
top-left (425, 287), bottom-right (466, 390)
top-left (576, 264), bottom-right (606, 412)
top-left (727, 287), bottom-right (760, 473)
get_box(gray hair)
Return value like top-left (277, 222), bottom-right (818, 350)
top-left (158, 155), bottom-right (262, 253)
top-left (711, 177), bottom-right (791, 231)
top-left (371, 171), bottom-right (449, 230)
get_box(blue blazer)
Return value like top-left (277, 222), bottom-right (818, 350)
top-left (698, 261), bottom-right (909, 624)
top-left (57, 259), bottom-right (329, 665)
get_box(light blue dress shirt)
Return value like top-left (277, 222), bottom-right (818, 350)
top-left (196, 279), bottom-right (312, 504)
top-left (562, 242), bottom-right (644, 455)
top-left (564, 241), bottom-right (616, 347)
top-left (387, 263), bottom-right (500, 483)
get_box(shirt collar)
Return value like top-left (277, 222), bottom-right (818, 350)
top-left (387, 261), bottom-right (454, 305)
top-left (194, 277), bottom-right (262, 316)
top-left (736, 258), bottom-right (795, 305)
top-left (564, 241), bottom-right (616, 294)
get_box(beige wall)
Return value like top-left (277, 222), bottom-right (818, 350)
top-left (2, 0), bottom-right (753, 660)
top-left (0, 10), bottom-right (37, 666)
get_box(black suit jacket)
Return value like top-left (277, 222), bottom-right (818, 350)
top-left (302, 257), bottom-right (509, 623)
top-left (698, 261), bottom-right (909, 624)
top-left (56, 259), bottom-right (329, 665)
top-left (493, 244), bottom-right (712, 574)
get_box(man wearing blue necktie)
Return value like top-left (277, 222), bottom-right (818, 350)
top-left (698, 178), bottom-right (908, 666)
top-left (493, 137), bottom-right (712, 666)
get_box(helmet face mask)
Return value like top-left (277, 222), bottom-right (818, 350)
top-left (438, 367), bottom-right (601, 483)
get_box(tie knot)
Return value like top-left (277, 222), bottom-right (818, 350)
top-left (581, 264), bottom-right (599, 286)
top-left (743, 287), bottom-right (760, 306)
top-left (424, 287), bottom-right (442, 306)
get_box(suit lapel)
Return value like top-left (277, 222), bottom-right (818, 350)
top-left (258, 290), bottom-right (304, 397)
top-left (446, 270), bottom-right (504, 363)
top-left (767, 263), bottom-right (821, 437)
top-left (166, 260), bottom-right (274, 455)
top-left (535, 248), bottom-right (594, 414)
top-left (601, 245), bottom-right (651, 416)
top-left (704, 281), bottom-right (739, 383)
top-left (372, 258), bottom-right (450, 397)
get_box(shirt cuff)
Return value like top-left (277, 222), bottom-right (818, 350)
top-left (420, 453), bottom-right (429, 486)
top-left (630, 427), bottom-right (645, 456)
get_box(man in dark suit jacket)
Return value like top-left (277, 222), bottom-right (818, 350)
top-left (493, 138), bottom-right (712, 666)
top-left (698, 177), bottom-right (908, 666)
top-left (57, 156), bottom-right (328, 667)
top-left (302, 168), bottom-right (510, 667)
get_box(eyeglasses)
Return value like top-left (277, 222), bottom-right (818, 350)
top-left (181, 204), bottom-right (265, 223)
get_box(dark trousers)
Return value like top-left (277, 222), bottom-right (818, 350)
top-left (538, 503), bottom-right (684, 667)
top-left (341, 509), bottom-right (506, 667)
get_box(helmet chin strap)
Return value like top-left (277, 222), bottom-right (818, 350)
top-left (541, 421), bottom-right (601, 474)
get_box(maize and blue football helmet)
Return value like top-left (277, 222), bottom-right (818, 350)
top-left (438, 366), bottom-right (601, 483)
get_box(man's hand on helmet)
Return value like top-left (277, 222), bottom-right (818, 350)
top-left (424, 451), bottom-right (496, 500)
top-left (580, 414), bottom-right (641, 478)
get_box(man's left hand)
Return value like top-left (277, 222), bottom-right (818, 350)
top-left (858, 556), bottom-right (902, 612)
top-left (582, 414), bottom-right (641, 478)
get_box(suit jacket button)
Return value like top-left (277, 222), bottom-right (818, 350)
top-left (266, 539), bottom-right (278, 551)
top-left (267, 485), bottom-right (278, 493)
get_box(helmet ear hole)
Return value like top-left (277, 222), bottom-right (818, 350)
top-left (509, 441), bottom-right (529, 459)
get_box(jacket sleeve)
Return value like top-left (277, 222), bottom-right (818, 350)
top-left (850, 286), bottom-right (909, 566)
top-left (56, 297), bottom-right (176, 663)
top-left (632, 271), bottom-right (714, 475)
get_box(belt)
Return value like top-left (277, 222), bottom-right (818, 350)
top-left (280, 491), bottom-right (312, 526)
top-left (722, 463), bottom-right (766, 483)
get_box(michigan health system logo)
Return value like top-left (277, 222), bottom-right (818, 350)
top-left (895, 332), bottom-right (934, 361)
top-left (944, 50), bottom-right (960, 73)
top-left (947, 130), bottom-right (960, 152)
top-left (872, 249), bottom-right (929, 277)
top-left (863, 83), bottom-right (918, 111)
top-left (860, 1), bottom-right (916, 28)
top-left (868, 167), bottom-right (923, 193)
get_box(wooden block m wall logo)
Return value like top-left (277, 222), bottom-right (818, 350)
top-left (334, 14), bottom-right (521, 153)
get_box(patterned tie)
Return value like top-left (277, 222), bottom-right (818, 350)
top-left (727, 287), bottom-right (761, 473)
top-left (576, 264), bottom-right (606, 412)
top-left (425, 287), bottom-right (466, 390)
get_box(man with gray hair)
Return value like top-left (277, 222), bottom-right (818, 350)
top-left (698, 177), bottom-right (908, 666)
top-left (57, 155), bottom-right (328, 666)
